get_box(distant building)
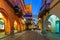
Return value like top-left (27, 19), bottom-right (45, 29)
top-left (24, 4), bottom-right (32, 15)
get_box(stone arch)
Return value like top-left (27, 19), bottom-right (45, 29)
top-left (45, 14), bottom-right (57, 22)
top-left (43, 13), bottom-right (60, 33)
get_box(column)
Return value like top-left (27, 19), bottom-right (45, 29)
top-left (10, 19), bottom-right (14, 35)
top-left (5, 18), bottom-right (10, 35)
top-left (17, 23), bottom-right (21, 32)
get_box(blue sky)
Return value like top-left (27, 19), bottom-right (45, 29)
top-left (24, 0), bottom-right (42, 24)
top-left (24, 0), bottom-right (42, 15)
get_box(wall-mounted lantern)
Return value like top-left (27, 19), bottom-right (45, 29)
top-left (14, 5), bottom-right (23, 17)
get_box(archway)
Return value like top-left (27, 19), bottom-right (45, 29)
top-left (0, 12), bottom-right (7, 38)
top-left (0, 16), bottom-right (5, 38)
top-left (44, 14), bottom-right (60, 33)
top-left (14, 20), bottom-right (22, 33)
top-left (0, 8), bottom-right (10, 38)
top-left (14, 20), bottom-right (18, 33)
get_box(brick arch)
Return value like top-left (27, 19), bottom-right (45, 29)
top-left (0, 8), bottom-right (8, 19)
top-left (0, 8), bottom-right (11, 35)
top-left (14, 18), bottom-right (21, 32)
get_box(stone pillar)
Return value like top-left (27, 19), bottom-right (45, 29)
top-left (42, 12), bottom-right (49, 33)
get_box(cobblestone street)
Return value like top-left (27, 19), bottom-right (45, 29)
top-left (15, 31), bottom-right (49, 40)
top-left (0, 31), bottom-right (49, 40)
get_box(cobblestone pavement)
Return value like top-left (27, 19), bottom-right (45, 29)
top-left (15, 31), bottom-right (49, 40)
top-left (0, 31), bottom-right (49, 40)
top-left (0, 31), bottom-right (26, 40)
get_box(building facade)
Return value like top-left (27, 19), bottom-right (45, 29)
top-left (38, 0), bottom-right (60, 33)
top-left (0, 0), bottom-right (26, 38)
